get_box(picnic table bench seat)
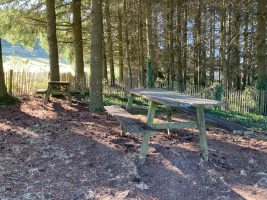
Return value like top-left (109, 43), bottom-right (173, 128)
top-left (104, 105), bottom-right (158, 164)
top-left (36, 89), bottom-right (47, 95)
top-left (36, 88), bottom-right (81, 95)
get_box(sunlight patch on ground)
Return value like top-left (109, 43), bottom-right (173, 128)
top-left (0, 122), bottom-right (39, 138)
top-left (231, 184), bottom-right (267, 200)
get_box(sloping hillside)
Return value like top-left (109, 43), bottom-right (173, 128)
top-left (2, 40), bottom-right (73, 73)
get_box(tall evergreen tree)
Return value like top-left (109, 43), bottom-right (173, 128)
top-left (256, 0), bottom-right (267, 90)
top-left (105, 0), bottom-right (115, 86)
top-left (45, 0), bottom-right (60, 81)
top-left (72, 0), bottom-right (85, 90)
top-left (90, 0), bottom-right (104, 111)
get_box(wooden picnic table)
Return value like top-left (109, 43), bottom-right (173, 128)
top-left (126, 88), bottom-right (222, 161)
top-left (44, 81), bottom-right (72, 105)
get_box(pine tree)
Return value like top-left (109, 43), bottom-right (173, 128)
top-left (90, 0), bottom-right (104, 111)
top-left (72, 0), bottom-right (85, 90)
top-left (45, 0), bottom-right (60, 81)
top-left (256, 0), bottom-right (267, 90)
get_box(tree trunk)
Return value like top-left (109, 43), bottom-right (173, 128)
top-left (193, 1), bottom-right (201, 86)
top-left (200, 5), bottom-right (207, 87)
top-left (102, 37), bottom-right (108, 81)
top-left (243, 7), bottom-right (249, 89)
top-left (153, 7), bottom-right (159, 81)
top-left (227, 7), bottom-right (233, 89)
top-left (221, 0), bottom-right (227, 90)
top-left (45, 0), bottom-right (60, 81)
top-left (105, 0), bottom-right (115, 86)
top-left (138, 0), bottom-right (145, 87)
top-left (167, 0), bottom-right (175, 89)
top-left (123, 0), bottom-right (132, 88)
top-left (256, 0), bottom-right (267, 90)
top-left (232, 6), bottom-right (241, 90)
top-left (72, 0), bottom-right (85, 90)
top-left (0, 38), bottom-right (7, 97)
top-left (146, 0), bottom-right (157, 82)
top-left (117, 6), bottom-right (124, 83)
top-left (209, 7), bottom-right (215, 84)
top-left (248, 17), bottom-right (255, 86)
top-left (176, 0), bottom-right (183, 89)
top-left (182, 3), bottom-right (188, 86)
top-left (90, 0), bottom-right (103, 111)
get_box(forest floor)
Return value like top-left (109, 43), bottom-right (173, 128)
top-left (0, 97), bottom-right (266, 200)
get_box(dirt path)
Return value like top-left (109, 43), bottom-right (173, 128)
top-left (0, 98), bottom-right (266, 200)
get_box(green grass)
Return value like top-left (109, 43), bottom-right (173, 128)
top-left (206, 109), bottom-right (267, 132)
top-left (0, 95), bottom-right (21, 106)
top-left (103, 94), bottom-right (148, 109)
top-left (78, 92), bottom-right (149, 110)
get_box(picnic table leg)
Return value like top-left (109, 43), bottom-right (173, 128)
top-left (146, 101), bottom-right (157, 127)
top-left (44, 84), bottom-right (51, 104)
top-left (166, 107), bottom-right (173, 135)
top-left (139, 132), bottom-right (150, 164)
top-left (126, 93), bottom-right (134, 111)
top-left (196, 106), bottom-right (208, 161)
top-left (67, 85), bottom-right (72, 106)
top-left (120, 124), bottom-right (126, 136)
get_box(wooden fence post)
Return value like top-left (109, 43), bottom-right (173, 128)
top-left (8, 69), bottom-right (13, 95)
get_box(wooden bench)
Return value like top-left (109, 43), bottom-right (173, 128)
top-left (104, 105), bottom-right (158, 164)
top-left (36, 88), bottom-right (81, 95)
top-left (36, 81), bottom-right (81, 105)
top-left (36, 89), bottom-right (47, 95)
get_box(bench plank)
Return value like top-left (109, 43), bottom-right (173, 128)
top-left (105, 105), bottom-right (158, 164)
top-left (105, 105), bottom-right (146, 136)
top-left (36, 89), bottom-right (47, 94)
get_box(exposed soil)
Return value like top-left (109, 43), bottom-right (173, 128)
top-left (0, 97), bottom-right (266, 200)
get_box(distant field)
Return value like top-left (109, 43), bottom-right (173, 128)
top-left (2, 39), bottom-right (73, 73)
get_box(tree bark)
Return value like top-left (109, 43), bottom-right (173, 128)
top-left (105, 0), bottom-right (115, 86)
top-left (243, 7), bottom-right (249, 89)
top-left (138, 0), bottom-right (145, 87)
top-left (72, 0), bottom-right (85, 90)
top-left (176, 0), bottom-right (183, 89)
top-left (117, 6), bottom-right (124, 83)
top-left (167, 0), bottom-right (175, 89)
top-left (90, 0), bottom-right (103, 111)
top-left (193, 0), bottom-right (201, 86)
top-left (123, 0), bottom-right (132, 88)
top-left (146, 0), bottom-right (157, 81)
top-left (232, 6), bottom-right (241, 90)
top-left (45, 0), bottom-right (60, 81)
top-left (182, 3), bottom-right (188, 86)
top-left (221, 0), bottom-right (227, 90)
top-left (102, 37), bottom-right (108, 81)
top-left (256, 0), bottom-right (267, 90)
top-left (0, 38), bottom-right (7, 97)
top-left (227, 7), bottom-right (233, 89)
top-left (209, 7), bottom-right (215, 84)
top-left (200, 5), bottom-right (207, 87)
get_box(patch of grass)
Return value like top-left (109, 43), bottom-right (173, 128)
top-left (103, 94), bottom-right (148, 110)
top-left (0, 95), bottom-right (21, 106)
top-left (206, 109), bottom-right (267, 132)
top-left (80, 92), bottom-right (149, 110)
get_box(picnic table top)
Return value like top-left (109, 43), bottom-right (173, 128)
top-left (48, 81), bottom-right (70, 85)
top-left (129, 88), bottom-right (222, 107)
